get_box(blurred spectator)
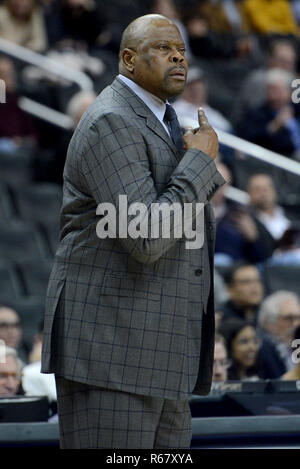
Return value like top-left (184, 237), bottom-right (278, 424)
top-left (267, 224), bottom-right (300, 265)
top-left (247, 173), bottom-right (291, 242)
top-left (219, 317), bottom-right (263, 381)
top-left (220, 261), bottom-right (264, 324)
top-left (212, 333), bottom-right (230, 382)
top-left (22, 323), bottom-right (56, 402)
top-left (47, 89), bottom-right (97, 184)
top-left (237, 68), bottom-right (300, 157)
top-left (257, 290), bottom-right (300, 373)
top-left (213, 162), bottom-right (268, 265)
top-left (0, 56), bottom-right (38, 152)
top-left (0, 0), bottom-right (48, 52)
top-left (43, 0), bottom-right (106, 49)
top-left (182, 0), bottom-right (257, 60)
top-left (242, 0), bottom-right (300, 35)
top-left (194, 0), bottom-right (248, 34)
top-left (0, 346), bottom-right (23, 396)
top-left (0, 305), bottom-right (23, 356)
top-left (89, 0), bottom-right (151, 55)
top-left (281, 325), bottom-right (300, 380)
top-left (173, 66), bottom-right (233, 133)
top-left (66, 89), bottom-right (97, 127)
top-left (232, 38), bottom-right (297, 123)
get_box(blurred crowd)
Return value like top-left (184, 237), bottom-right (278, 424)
top-left (1, 0), bottom-right (300, 414)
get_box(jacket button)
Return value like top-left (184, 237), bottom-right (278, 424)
top-left (195, 268), bottom-right (202, 276)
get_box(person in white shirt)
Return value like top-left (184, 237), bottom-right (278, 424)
top-left (247, 173), bottom-right (290, 240)
top-left (22, 327), bottom-right (56, 402)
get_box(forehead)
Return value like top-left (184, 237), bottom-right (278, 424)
top-left (236, 326), bottom-right (255, 339)
top-left (140, 23), bottom-right (184, 47)
top-left (214, 342), bottom-right (226, 356)
top-left (0, 308), bottom-right (17, 321)
top-left (234, 266), bottom-right (259, 280)
top-left (280, 298), bottom-right (300, 314)
top-left (0, 355), bottom-right (18, 372)
top-left (249, 176), bottom-right (273, 189)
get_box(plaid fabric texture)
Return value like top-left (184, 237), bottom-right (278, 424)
top-left (41, 77), bottom-right (225, 401)
top-left (55, 376), bottom-right (192, 449)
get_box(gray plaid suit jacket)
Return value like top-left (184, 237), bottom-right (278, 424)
top-left (41, 77), bottom-right (225, 400)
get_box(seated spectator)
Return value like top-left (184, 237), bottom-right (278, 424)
top-left (173, 66), bottom-right (233, 133)
top-left (281, 325), bottom-right (300, 380)
top-left (219, 317), bottom-right (263, 381)
top-left (212, 333), bottom-right (230, 382)
top-left (220, 261), bottom-right (264, 325)
top-left (267, 225), bottom-right (300, 265)
top-left (257, 290), bottom-right (300, 375)
top-left (213, 162), bottom-right (270, 264)
top-left (232, 38), bottom-right (297, 124)
top-left (242, 0), bottom-right (300, 35)
top-left (0, 346), bottom-right (23, 396)
top-left (0, 56), bottom-right (38, 153)
top-left (22, 323), bottom-right (56, 402)
top-left (0, 0), bottom-right (48, 52)
top-left (0, 305), bottom-right (25, 360)
top-left (247, 173), bottom-right (291, 243)
top-left (237, 68), bottom-right (300, 158)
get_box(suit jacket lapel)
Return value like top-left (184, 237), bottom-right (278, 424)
top-left (111, 77), bottom-right (182, 163)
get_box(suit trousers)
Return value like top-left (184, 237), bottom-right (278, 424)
top-left (55, 376), bottom-right (192, 449)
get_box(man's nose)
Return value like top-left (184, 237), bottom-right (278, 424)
top-left (171, 50), bottom-right (184, 63)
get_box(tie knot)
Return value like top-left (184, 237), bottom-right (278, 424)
top-left (164, 103), bottom-right (177, 123)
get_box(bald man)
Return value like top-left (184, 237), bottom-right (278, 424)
top-left (41, 14), bottom-right (225, 449)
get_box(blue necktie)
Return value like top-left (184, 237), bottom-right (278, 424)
top-left (164, 104), bottom-right (185, 155)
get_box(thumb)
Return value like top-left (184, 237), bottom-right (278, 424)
top-left (198, 107), bottom-right (210, 127)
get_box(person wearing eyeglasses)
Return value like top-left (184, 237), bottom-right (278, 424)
top-left (0, 346), bottom-right (23, 397)
top-left (257, 290), bottom-right (300, 377)
top-left (219, 317), bottom-right (263, 381)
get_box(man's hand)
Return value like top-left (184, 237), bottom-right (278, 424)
top-left (230, 210), bottom-right (259, 242)
top-left (267, 105), bottom-right (294, 134)
top-left (183, 108), bottom-right (219, 160)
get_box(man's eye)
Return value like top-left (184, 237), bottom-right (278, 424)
top-left (158, 44), bottom-right (168, 50)
top-left (179, 48), bottom-right (186, 55)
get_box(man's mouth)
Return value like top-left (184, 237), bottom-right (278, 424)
top-left (169, 68), bottom-right (186, 80)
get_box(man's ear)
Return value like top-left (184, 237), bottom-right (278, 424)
top-left (122, 48), bottom-right (136, 73)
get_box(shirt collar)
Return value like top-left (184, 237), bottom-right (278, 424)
top-left (118, 74), bottom-right (167, 126)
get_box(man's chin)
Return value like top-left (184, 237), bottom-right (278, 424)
top-left (166, 83), bottom-right (186, 99)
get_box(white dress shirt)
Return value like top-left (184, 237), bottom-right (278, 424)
top-left (118, 74), bottom-right (170, 136)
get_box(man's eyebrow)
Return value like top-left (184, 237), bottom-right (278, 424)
top-left (151, 40), bottom-right (186, 46)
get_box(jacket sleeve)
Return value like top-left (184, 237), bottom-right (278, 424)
top-left (79, 111), bottom-right (225, 264)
